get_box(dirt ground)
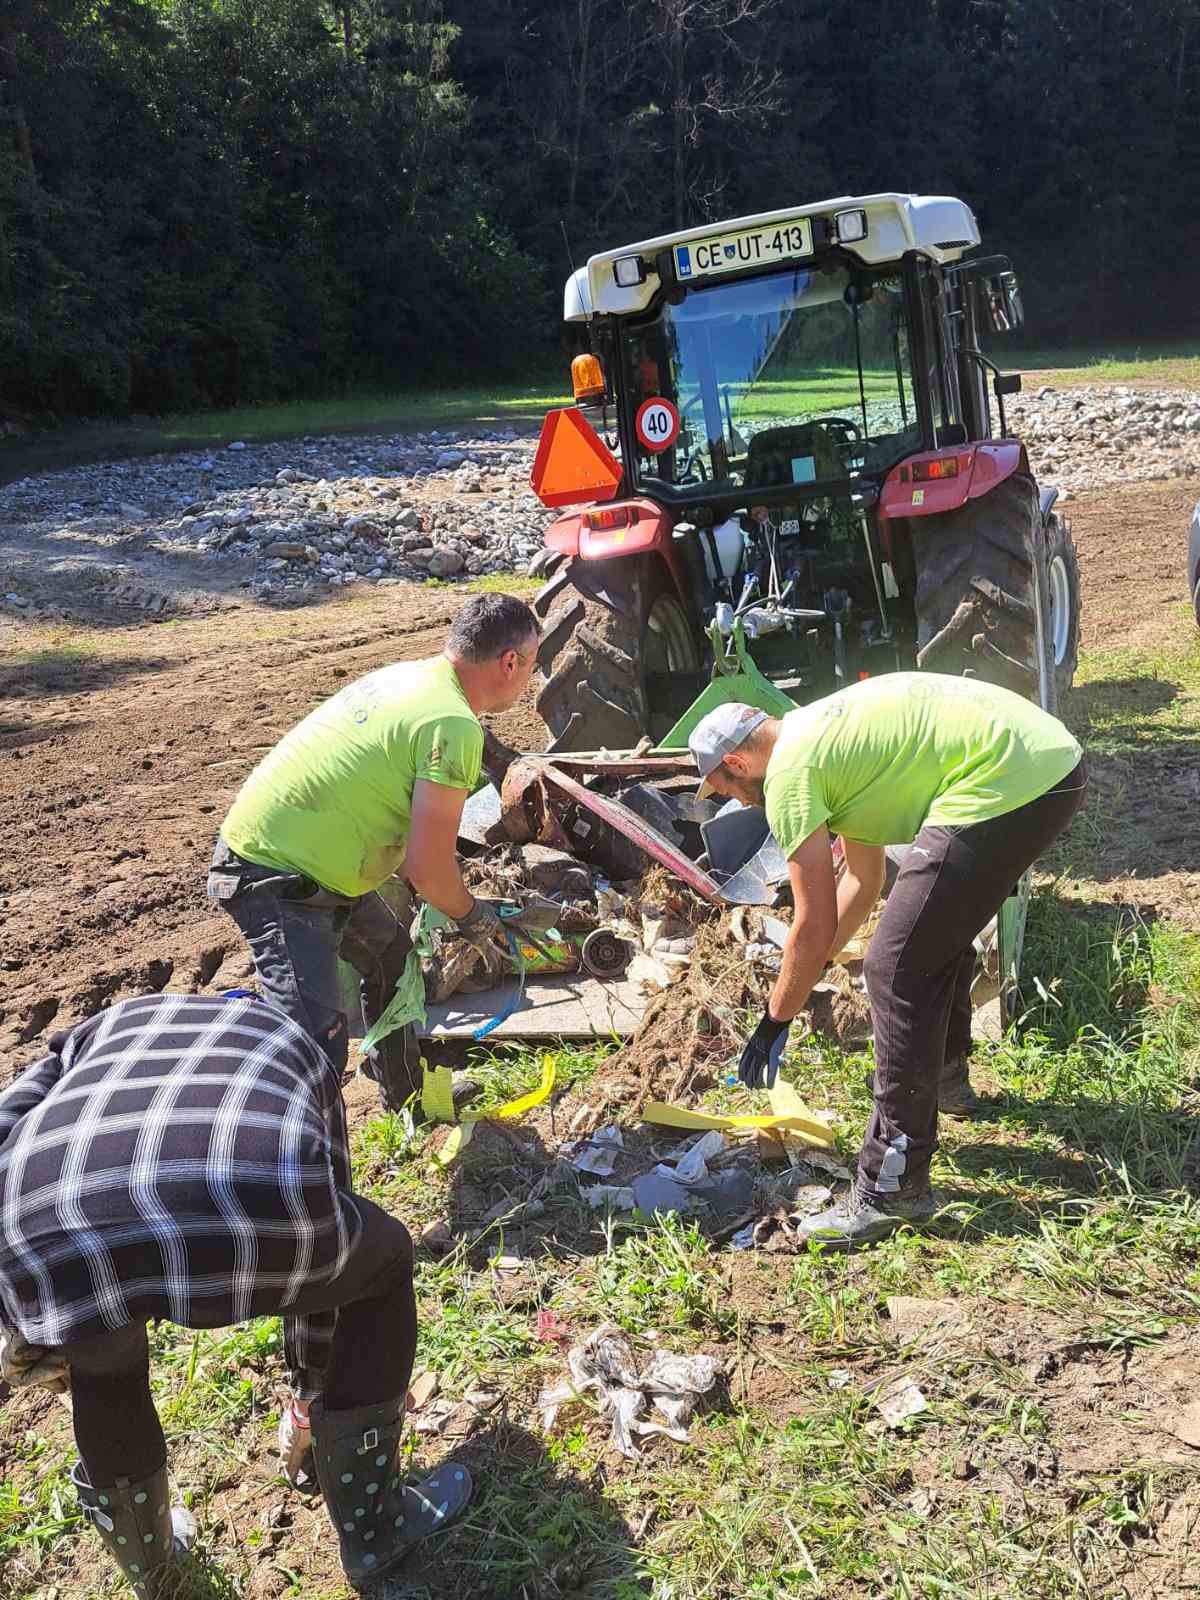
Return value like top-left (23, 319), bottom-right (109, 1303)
top-left (3, 475), bottom-right (1198, 1056)
top-left (0, 586), bottom-right (547, 1057)
top-left (2, 475), bottom-right (1200, 1597)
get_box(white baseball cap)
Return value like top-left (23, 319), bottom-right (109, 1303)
top-left (688, 703), bottom-right (770, 797)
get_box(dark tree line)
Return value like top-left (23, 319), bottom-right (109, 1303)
top-left (2, 0), bottom-right (1198, 420)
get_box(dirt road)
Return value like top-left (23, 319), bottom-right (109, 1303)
top-left (2, 476), bottom-right (1197, 1060)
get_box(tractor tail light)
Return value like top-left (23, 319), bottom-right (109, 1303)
top-left (584, 506), bottom-right (634, 531)
top-left (912, 457), bottom-right (960, 482)
top-left (571, 354), bottom-right (605, 403)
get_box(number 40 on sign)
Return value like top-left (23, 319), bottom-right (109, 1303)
top-left (635, 397), bottom-right (680, 453)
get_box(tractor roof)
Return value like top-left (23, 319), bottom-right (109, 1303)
top-left (564, 192), bottom-right (980, 322)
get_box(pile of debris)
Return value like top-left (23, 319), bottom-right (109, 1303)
top-left (428, 733), bottom-right (873, 1095)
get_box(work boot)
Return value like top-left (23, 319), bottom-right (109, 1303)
top-left (937, 1055), bottom-right (985, 1117)
top-left (863, 1057), bottom-right (986, 1117)
top-left (795, 1184), bottom-right (935, 1251)
top-left (71, 1461), bottom-right (196, 1598)
top-left (310, 1395), bottom-right (472, 1588)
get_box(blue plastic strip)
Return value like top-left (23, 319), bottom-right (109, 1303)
top-left (473, 931), bottom-right (527, 1042)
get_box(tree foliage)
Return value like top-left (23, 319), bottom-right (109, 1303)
top-left (2, 0), bottom-right (1198, 418)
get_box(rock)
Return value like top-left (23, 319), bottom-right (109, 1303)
top-left (418, 1221), bottom-right (454, 1255)
top-left (427, 547), bottom-right (465, 577)
top-left (435, 450), bottom-right (466, 469)
top-left (262, 542), bottom-right (307, 559)
top-left (227, 440), bottom-right (247, 450)
top-left (393, 508), bottom-right (422, 531)
top-left (117, 501), bottom-right (148, 518)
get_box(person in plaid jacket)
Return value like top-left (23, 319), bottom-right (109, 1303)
top-left (0, 991), bottom-right (471, 1594)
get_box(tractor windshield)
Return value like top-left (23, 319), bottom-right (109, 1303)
top-left (624, 264), bottom-right (921, 496)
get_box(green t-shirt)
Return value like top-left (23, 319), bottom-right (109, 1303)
top-left (222, 656), bottom-right (483, 896)
top-left (764, 672), bottom-right (1082, 859)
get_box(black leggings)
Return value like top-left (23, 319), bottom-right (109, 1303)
top-left (61, 1195), bottom-right (418, 1487)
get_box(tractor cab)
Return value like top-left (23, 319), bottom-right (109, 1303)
top-left (531, 192), bottom-right (1074, 755)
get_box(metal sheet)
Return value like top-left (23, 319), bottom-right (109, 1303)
top-left (421, 952), bottom-right (664, 1040)
top-left (458, 783), bottom-right (502, 846)
top-left (701, 803), bottom-right (771, 873)
top-left (540, 765), bottom-right (724, 902)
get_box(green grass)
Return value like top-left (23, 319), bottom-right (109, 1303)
top-left (3, 341), bottom-right (1197, 491)
top-left (0, 377), bottom-right (564, 486)
top-left (5, 639), bottom-right (1200, 1600)
top-left (996, 340), bottom-right (1200, 387)
top-left (143, 379), bottom-right (564, 447)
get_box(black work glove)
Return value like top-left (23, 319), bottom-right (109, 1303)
top-left (454, 897), bottom-right (506, 949)
top-left (738, 1011), bottom-right (791, 1090)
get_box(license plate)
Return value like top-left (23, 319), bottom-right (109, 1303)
top-left (673, 218), bottom-right (814, 282)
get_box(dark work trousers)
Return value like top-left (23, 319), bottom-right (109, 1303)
top-left (207, 838), bottom-right (421, 1109)
top-left (59, 1196), bottom-right (417, 1489)
top-left (860, 760), bottom-right (1087, 1198)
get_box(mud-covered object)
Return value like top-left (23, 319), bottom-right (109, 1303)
top-left (72, 1461), bottom-right (196, 1599)
top-left (310, 1395), bottom-right (472, 1586)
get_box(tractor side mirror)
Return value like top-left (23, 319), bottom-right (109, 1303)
top-left (994, 372), bottom-right (1022, 397)
top-left (980, 270), bottom-right (1024, 334)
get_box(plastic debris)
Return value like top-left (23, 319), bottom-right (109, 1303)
top-left (535, 1310), bottom-right (572, 1346)
top-left (421, 1063), bottom-right (457, 1123)
top-left (805, 1150), bottom-right (854, 1181)
top-left (670, 1130), bottom-right (726, 1184)
top-left (642, 1098), bottom-right (836, 1149)
top-left (874, 1377), bottom-right (929, 1428)
top-left (566, 1124), bottom-right (625, 1176)
top-left (584, 1184), bottom-right (637, 1211)
top-left (491, 1054), bottom-right (556, 1119)
top-left (539, 1323), bottom-right (720, 1458)
top-left (631, 1169), bottom-right (698, 1216)
top-left (430, 1056), bottom-right (555, 1167)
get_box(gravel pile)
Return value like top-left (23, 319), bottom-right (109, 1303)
top-left (0, 428), bottom-right (553, 601)
top-left (1, 385), bottom-right (1197, 614)
top-left (1011, 385), bottom-right (1200, 496)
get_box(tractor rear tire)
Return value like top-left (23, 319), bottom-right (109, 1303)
top-left (533, 555), bottom-right (700, 751)
top-left (912, 472), bottom-right (1050, 703)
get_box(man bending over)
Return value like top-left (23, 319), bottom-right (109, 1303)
top-left (207, 594), bottom-right (539, 1109)
top-left (690, 673), bottom-right (1085, 1249)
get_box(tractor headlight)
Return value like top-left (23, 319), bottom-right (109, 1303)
top-left (613, 255), bottom-right (646, 287)
top-left (834, 209), bottom-right (868, 243)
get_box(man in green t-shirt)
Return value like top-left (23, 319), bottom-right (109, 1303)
top-left (207, 593), bottom-right (539, 1114)
top-left (689, 673), bottom-right (1087, 1249)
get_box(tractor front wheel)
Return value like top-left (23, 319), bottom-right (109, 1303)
top-left (533, 555), bottom-right (701, 751)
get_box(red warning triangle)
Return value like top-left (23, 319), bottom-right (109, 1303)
top-left (529, 408), bottom-right (623, 508)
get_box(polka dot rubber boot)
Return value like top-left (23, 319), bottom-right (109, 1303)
top-left (310, 1396), bottom-right (472, 1587)
top-left (71, 1461), bottom-right (196, 1598)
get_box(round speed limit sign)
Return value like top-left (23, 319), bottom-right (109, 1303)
top-left (635, 397), bottom-right (680, 453)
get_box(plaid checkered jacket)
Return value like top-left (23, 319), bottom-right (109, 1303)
top-left (0, 992), bottom-right (362, 1400)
